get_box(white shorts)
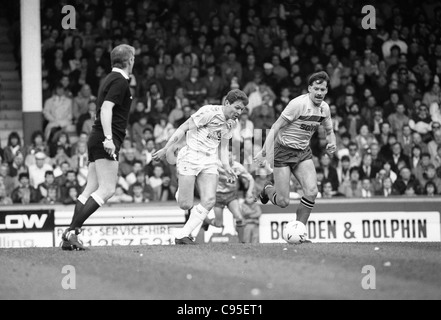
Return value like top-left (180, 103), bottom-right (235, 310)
top-left (177, 146), bottom-right (219, 176)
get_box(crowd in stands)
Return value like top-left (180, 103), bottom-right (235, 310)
top-left (1, 0), bottom-right (441, 206)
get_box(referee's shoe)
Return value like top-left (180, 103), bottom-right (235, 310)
top-left (63, 228), bottom-right (88, 251)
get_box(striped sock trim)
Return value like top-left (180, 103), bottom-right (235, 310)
top-left (272, 193), bottom-right (278, 206)
top-left (301, 197), bottom-right (315, 209)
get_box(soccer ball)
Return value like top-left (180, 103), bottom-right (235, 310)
top-left (283, 221), bottom-right (308, 244)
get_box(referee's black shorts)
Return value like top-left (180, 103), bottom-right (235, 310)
top-left (87, 128), bottom-right (122, 163)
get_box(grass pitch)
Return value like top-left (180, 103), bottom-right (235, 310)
top-left (0, 243), bottom-right (440, 300)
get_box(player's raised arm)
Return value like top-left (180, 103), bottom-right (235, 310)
top-left (152, 117), bottom-right (196, 161)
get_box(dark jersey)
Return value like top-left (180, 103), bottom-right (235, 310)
top-left (93, 71), bottom-right (132, 143)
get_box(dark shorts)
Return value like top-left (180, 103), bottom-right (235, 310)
top-left (215, 191), bottom-right (238, 209)
top-left (273, 143), bottom-right (313, 172)
top-left (87, 129), bottom-right (122, 163)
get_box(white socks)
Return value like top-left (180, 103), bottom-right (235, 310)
top-left (177, 204), bottom-right (209, 239)
top-left (91, 193), bottom-right (105, 207)
top-left (78, 195), bottom-right (88, 205)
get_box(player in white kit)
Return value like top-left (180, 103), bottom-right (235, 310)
top-left (153, 89), bottom-right (249, 244)
top-left (254, 72), bottom-right (337, 234)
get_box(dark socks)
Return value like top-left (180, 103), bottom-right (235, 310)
top-left (69, 197), bottom-right (101, 230)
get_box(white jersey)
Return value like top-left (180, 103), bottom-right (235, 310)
top-left (187, 105), bottom-right (236, 155)
top-left (279, 94), bottom-right (333, 150)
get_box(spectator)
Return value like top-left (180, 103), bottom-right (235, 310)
top-left (409, 104), bottom-right (433, 142)
top-left (0, 164), bottom-right (17, 197)
top-left (428, 129), bottom-right (441, 162)
top-left (43, 84), bottom-right (73, 140)
top-left (411, 131), bottom-right (429, 154)
top-left (433, 145), bottom-right (441, 169)
top-left (359, 153), bottom-right (379, 181)
top-left (183, 66), bottom-right (207, 106)
top-left (37, 170), bottom-right (58, 199)
top-left (60, 170), bottom-right (81, 203)
top-left (250, 103), bottom-right (275, 130)
top-left (232, 108), bottom-right (254, 145)
top-left (393, 167), bottom-right (421, 195)
top-left (8, 152), bottom-right (28, 179)
top-left (153, 115), bottom-right (175, 149)
top-left (398, 124), bottom-right (414, 157)
top-left (24, 131), bottom-right (48, 167)
top-left (242, 54), bottom-right (263, 86)
top-left (76, 100), bottom-right (97, 135)
top-left (39, 185), bottom-right (60, 205)
top-left (423, 181), bottom-right (438, 197)
top-left (108, 185), bottom-right (134, 204)
top-left (338, 167), bottom-right (362, 198)
top-left (11, 173), bottom-right (41, 205)
top-left (62, 186), bottom-right (79, 205)
top-left (319, 153), bottom-right (339, 191)
top-left (3, 131), bottom-right (23, 165)
top-left (241, 193), bottom-right (262, 243)
top-left (159, 65), bottom-right (181, 100)
top-left (28, 152), bottom-right (53, 189)
top-left (354, 124), bottom-right (378, 154)
top-left (220, 50), bottom-right (243, 84)
top-left (70, 141), bottom-right (89, 187)
top-left (200, 64), bottom-right (225, 104)
top-left (422, 82), bottom-right (441, 108)
top-left (388, 142), bottom-right (410, 174)
top-left (387, 103), bottom-right (409, 140)
top-left (149, 165), bottom-right (167, 201)
top-left (409, 145), bottom-right (423, 174)
top-left (72, 84), bottom-right (95, 124)
top-left (346, 103), bottom-right (365, 140)
top-left (132, 115), bottom-right (151, 148)
top-left (166, 88), bottom-right (187, 127)
top-left (0, 183), bottom-right (13, 206)
top-left (131, 181), bottom-right (152, 203)
top-left (347, 142), bottom-right (362, 168)
top-left (336, 155), bottom-right (351, 185)
top-left (382, 29), bottom-right (408, 58)
top-left (375, 176), bottom-right (400, 197)
top-left (48, 130), bottom-right (72, 158)
top-left (430, 102), bottom-right (441, 125)
top-left (418, 164), bottom-right (441, 194)
top-left (360, 178), bottom-right (374, 198)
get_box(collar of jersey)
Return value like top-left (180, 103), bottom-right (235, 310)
top-left (112, 67), bottom-right (130, 80)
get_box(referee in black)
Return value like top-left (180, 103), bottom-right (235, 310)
top-left (62, 44), bottom-right (135, 250)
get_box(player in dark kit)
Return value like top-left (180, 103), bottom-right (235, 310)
top-left (61, 45), bottom-right (135, 250)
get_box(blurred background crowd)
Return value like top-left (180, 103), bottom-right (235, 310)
top-left (0, 0), bottom-right (441, 206)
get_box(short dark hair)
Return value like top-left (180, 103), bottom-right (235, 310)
top-left (19, 173), bottom-right (29, 181)
top-left (308, 71), bottom-right (330, 87)
top-left (225, 89), bottom-right (249, 106)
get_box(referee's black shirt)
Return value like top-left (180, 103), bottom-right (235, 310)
top-left (93, 70), bottom-right (132, 143)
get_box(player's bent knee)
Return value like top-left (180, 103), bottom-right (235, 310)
top-left (201, 198), bottom-right (216, 211)
top-left (179, 200), bottom-right (194, 211)
top-left (304, 187), bottom-right (319, 200)
top-left (277, 197), bottom-right (290, 208)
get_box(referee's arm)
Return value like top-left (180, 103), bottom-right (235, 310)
top-left (100, 101), bottom-right (115, 137)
